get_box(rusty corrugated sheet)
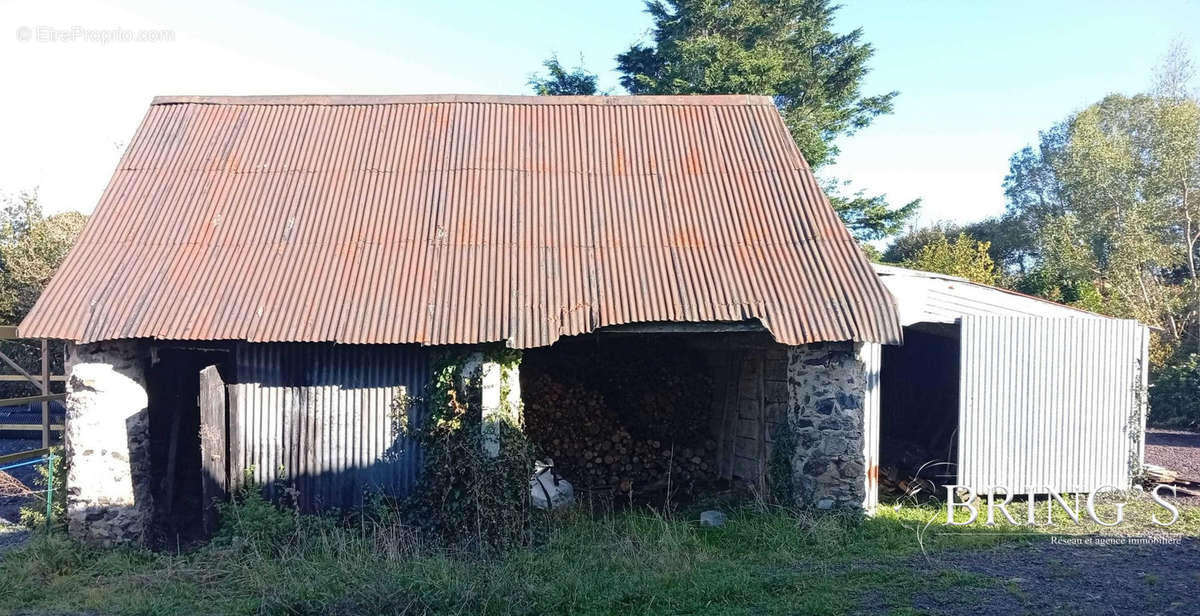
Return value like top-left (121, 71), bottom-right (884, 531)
top-left (19, 94), bottom-right (902, 347)
top-left (230, 342), bottom-right (430, 510)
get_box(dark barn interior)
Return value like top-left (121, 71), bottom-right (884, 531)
top-left (521, 334), bottom-right (719, 505)
top-left (144, 342), bottom-right (430, 544)
top-left (521, 329), bottom-right (788, 506)
top-left (145, 345), bottom-right (231, 545)
top-left (879, 324), bottom-right (960, 494)
top-left (137, 328), bottom-right (789, 534)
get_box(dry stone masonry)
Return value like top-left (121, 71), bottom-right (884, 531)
top-left (63, 341), bottom-right (154, 546)
top-left (785, 342), bottom-right (869, 510)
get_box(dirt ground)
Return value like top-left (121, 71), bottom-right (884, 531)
top-left (893, 428), bottom-right (1200, 615)
top-left (904, 537), bottom-right (1200, 615)
top-left (0, 436), bottom-right (41, 556)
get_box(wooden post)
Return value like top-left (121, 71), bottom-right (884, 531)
top-left (41, 339), bottom-right (50, 448)
top-left (198, 365), bottom-right (228, 534)
top-left (45, 450), bottom-right (55, 532)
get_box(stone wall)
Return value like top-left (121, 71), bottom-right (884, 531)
top-left (784, 342), bottom-right (870, 510)
top-left (63, 340), bottom-right (154, 546)
top-left (699, 336), bottom-right (875, 510)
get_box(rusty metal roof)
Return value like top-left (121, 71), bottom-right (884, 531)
top-left (19, 94), bottom-right (902, 347)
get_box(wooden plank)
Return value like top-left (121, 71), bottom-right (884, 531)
top-left (198, 364), bottom-right (228, 534)
top-left (227, 384), bottom-right (244, 494)
top-left (0, 423), bottom-right (64, 432)
top-left (0, 326), bottom-right (19, 340)
top-left (0, 393), bottom-right (67, 406)
top-left (0, 349), bottom-right (40, 386)
top-left (756, 353), bottom-right (768, 491)
top-left (41, 339), bottom-right (50, 447)
top-left (598, 320), bottom-right (766, 334)
top-left (0, 447), bottom-right (50, 466)
top-left (0, 375), bottom-right (66, 382)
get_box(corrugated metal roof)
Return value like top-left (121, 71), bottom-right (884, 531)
top-left (20, 94), bottom-right (902, 348)
top-left (873, 263), bottom-right (1102, 326)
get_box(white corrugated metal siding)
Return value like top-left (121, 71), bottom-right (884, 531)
top-left (858, 342), bottom-right (882, 512)
top-left (958, 316), bottom-right (1148, 494)
top-left (874, 264), bottom-right (1102, 326)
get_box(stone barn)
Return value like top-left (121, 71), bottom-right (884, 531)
top-left (19, 94), bottom-right (901, 546)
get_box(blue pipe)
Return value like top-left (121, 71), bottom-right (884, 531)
top-left (0, 456), bottom-right (48, 472)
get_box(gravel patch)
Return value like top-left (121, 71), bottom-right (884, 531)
top-left (900, 537), bottom-right (1200, 615)
top-left (1146, 429), bottom-right (1200, 481)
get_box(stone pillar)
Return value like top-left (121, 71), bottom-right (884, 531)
top-left (785, 342), bottom-right (869, 510)
top-left (63, 341), bottom-right (154, 546)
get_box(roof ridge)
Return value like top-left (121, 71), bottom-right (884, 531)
top-left (151, 94), bottom-right (776, 106)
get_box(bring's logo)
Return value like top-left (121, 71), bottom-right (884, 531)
top-left (943, 485), bottom-right (1181, 527)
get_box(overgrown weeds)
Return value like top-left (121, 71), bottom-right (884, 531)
top-left (16, 446), bottom-right (65, 530)
top-left (8, 490), bottom-right (1194, 615)
top-left (395, 345), bottom-right (536, 553)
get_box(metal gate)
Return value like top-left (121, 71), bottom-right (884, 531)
top-left (957, 315), bottom-right (1148, 494)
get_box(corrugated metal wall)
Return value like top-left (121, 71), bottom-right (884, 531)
top-left (229, 343), bottom-right (430, 511)
top-left (958, 316), bottom-right (1148, 494)
top-left (857, 342), bottom-right (881, 513)
top-left (875, 264), bottom-right (1103, 326)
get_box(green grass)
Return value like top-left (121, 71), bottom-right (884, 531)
top-left (1, 492), bottom-right (1196, 616)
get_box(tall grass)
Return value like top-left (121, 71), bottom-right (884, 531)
top-left (1, 490), bottom-right (1194, 615)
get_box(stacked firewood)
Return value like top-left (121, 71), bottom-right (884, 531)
top-left (877, 465), bottom-right (938, 499)
top-left (523, 372), bottom-right (715, 494)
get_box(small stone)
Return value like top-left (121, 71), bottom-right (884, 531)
top-left (700, 510), bottom-right (727, 527)
top-left (817, 499), bottom-right (835, 510)
top-left (821, 435), bottom-right (848, 456)
top-left (803, 458), bottom-right (830, 475)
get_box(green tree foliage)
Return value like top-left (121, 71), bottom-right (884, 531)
top-left (958, 215), bottom-right (1035, 277)
top-left (1003, 88), bottom-right (1199, 348)
top-left (616, 0), bottom-right (893, 169)
top-left (826, 187), bottom-right (921, 243)
top-left (528, 55), bottom-right (600, 96)
top-left (0, 191), bottom-right (86, 398)
top-left (1151, 351), bottom-right (1200, 429)
top-left (613, 0), bottom-right (918, 242)
top-left (1002, 44), bottom-right (1200, 424)
top-left (881, 222), bottom-right (959, 265)
top-left (0, 191), bottom-right (87, 323)
top-left (0, 189), bottom-right (87, 321)
top-left (883, 216), bottom-right (1036, 283)
top-left (899, 233), bottom-right (998, 286)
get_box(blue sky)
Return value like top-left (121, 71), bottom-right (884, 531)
top-left (2, 0), bottom-right (1197, 227)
